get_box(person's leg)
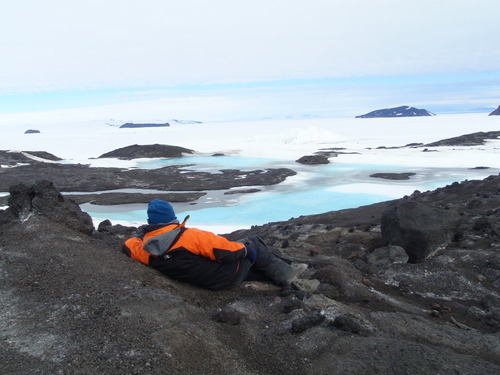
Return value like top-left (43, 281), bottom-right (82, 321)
top-left (226, 258), bottom-right (254, 288)
top-left (243, 236), bottom-right (307, 286)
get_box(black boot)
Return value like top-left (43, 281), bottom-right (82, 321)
top-left (244, 236), bottom-right (307, 286)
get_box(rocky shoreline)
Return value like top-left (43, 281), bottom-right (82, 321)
top-left (2, 130), bottom-right (498, 209)
top-left (0, 173), bottom-right (499, 374)
top-left (0, 131), bottom-right (499, 374)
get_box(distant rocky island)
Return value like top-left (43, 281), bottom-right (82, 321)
top-left (356, 106), bottom-right (435, 118)
top-left (119, 122), bottom-right (170, 128)
top-left (489, 105), bottom-right (500, 116)
top-left (114, 119), bottom-right (202, 128)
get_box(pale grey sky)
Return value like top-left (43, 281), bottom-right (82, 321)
top-left (0, 0), bottom-right (499, 120)
top-left (1, 0), bottom-right (499, 91)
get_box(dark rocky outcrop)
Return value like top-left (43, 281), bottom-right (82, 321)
top-left (370, 172), bottom-right (416, 180)
top-left (296, 155), bottom-right (330, 164)
top-left (4, 180), bottom-right (94, 234)
top-left (119, 122), bottom-right (170, 128)
top-left (0, 145), bottom-right (296, 208)
top-left (0, 150), bottom-right (62, 165)
top-left (381, 201), bottom-right (461, 262)
top-left (98, 144), bottom-right (193, 159)
top-left (24, 129), bottom-right (40, 134)
top-left (369, 130), bottom-right (500, 150)
top-left (0, 162), bottom-right (296, 193)
top-left (316, 148), bottom-right (359, 156)
top-left (489, 105), bottom-right (500, 116)
top-left (23, 151), bottom-right (63, 161)
top-left (356, 106), bottom-right (435, 118)
top-left (367, 245), bottom-right (408, 266)
top-left (223, 188), bottom-right (261, 195)
top-left (1, 175), bottom-right (499, 374)
top-left (424, 131), bottom-right (500, 147)
top-left (68, 192), bottom-right (206, 205)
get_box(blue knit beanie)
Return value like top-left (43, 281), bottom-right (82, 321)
top-left (147, 199), bottom-right (177, 224)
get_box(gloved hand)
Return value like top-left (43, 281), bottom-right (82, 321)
top-left (245, 244), bottom-right (257, 263)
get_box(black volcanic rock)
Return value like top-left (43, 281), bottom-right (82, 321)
top-left (6, 180), bottom-right (94, 234)
top-left (489, 105), bottom-right (500, 116)
top-left (0, 176), bottom-right (499, 374)
top-left (356, 106), bottom-right (435, 118)
top-left (25, 151), bottom-right (63, 161)
top-left (296, 155), bottom-right (330, 164)
top-left (0, 150), bottom-right (62, 165)
top-left (98, 144), bottom-right (194, 159)
top-left (119, 122), bottom-right (170, 128)
top-left (425, 131), bottom-right (500, 147)
top-left (370, 172), bottom-right (416, 180)
top-left (0, 162), bottom-right (296, 196)
top-left (381, 200), bottom-right (461, 263)
top-left (68, 192), bottom-right (205, 205)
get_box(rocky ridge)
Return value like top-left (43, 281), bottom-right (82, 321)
top-left (356, 106), bottom-right (435, 118)
top-left (98, 144), bottom-right (192, 159)
top-left (0, 175), bottom-right (499, 374)
top-left (489, 105), bottom-right (500, 116)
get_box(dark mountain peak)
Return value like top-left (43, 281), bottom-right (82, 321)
top-left (488, 105), bottom-right (500, 116)
top-left (356, 106), bottom-right (435, 118)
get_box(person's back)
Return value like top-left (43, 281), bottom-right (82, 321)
top-left (123, 199), bottom-right (307, 290)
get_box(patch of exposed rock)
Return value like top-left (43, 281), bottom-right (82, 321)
top-left (1, 176), bottom-right (499, 374)
top-left (98, 144), bottom-right (194, 159)
top-left (119, 122), bottom-right (170, 128)
top-left (356, 106), bottom-right (435, 118)
top-left (370, 172), bottom-right (416, 180)
top-left (227, 175), bottom-right (500, 333)
top-left (316, 147), bottom-right (359, 156)
top-left (381, 200), bottom-right (461, 262)
top-left (68, 192), bottom-right (206, 205)
top-left (223, 188), bottom-right (261, 195)
top-left (368, 130), bottom-right (500, 150)
top-left (489, 105), bottom-right (500, 116)
top-left (0, 150), bottom-right (62, 165)
top-left (2, 180), bottom-right (94, 234)
top-left (0, 162), bottom-right (296, 194)
top-left (424, 131), bottom-right (500, 147)
top-left (296, 155), bottom-right (330, 164)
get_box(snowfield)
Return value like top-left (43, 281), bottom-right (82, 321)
top-left (1, 111), bottom-right (499, 232)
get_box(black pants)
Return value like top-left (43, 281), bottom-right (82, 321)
top-left (228, 235), bottom-right (292, 288)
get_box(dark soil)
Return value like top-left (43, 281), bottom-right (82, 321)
top-left (1, 175), bottom-right (499, 374)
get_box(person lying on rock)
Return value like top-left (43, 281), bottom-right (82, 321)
top-left (122, 199), bottom-right (307, 290)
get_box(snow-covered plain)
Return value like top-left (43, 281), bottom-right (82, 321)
top-left (1, 112), bottom-right (499, 233)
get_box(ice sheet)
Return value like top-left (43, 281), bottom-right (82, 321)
top-left (1, 113), bottom-right (498, 233)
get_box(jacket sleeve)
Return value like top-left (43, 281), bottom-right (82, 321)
top-left (123, 237), bottom-right (151, 265)
top-left (174, 227), bottom-right (247, 263)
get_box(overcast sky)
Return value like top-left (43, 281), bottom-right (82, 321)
top-left (1, 0), bottom-right (499, 120)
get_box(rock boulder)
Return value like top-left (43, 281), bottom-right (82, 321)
top-left (296, 155), bottom-right (330, 164)
top-left (5, 180), bottom-right (94, 235)
top-left (381, 201), bottom-right (461, 262)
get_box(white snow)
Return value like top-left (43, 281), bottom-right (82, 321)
top-left (0, 110), bottom-right (499, 233)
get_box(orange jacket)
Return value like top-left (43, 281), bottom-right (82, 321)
top-left (124, 222), bottom-right (247, 265)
